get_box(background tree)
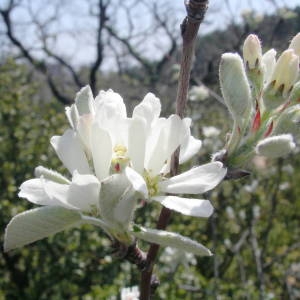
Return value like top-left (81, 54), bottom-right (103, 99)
top-left (1, 1), bottom-right (300, 299)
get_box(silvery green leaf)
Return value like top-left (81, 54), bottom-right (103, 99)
top-left (99, 173), bottom-right (131, 228)
top-left (219, 53), bottom-right (252, 126)
top-left (34, 166), bottom-right (70, 184)
top-left (255, 134), bottom-right (295, 158)
top-left (131, 226), bottom-right (212, 256)
top-left (4, 206), bottom-right (82, 252)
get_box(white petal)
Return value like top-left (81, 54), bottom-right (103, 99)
top-left (159, 162), bottom-right (226, 194)
top-left (152, 196), bottom-right (213, 217)
top-left (131, 226), bottom-right (212, 256)
top-left (146, 115), bottom-right (186, 175)
top-left (144, 118), bottom-right (166, 169)
top-left (94, 93), bottom-right (128, 146)
top-left (125, 167), bottom-right (148, 198)
top-left (50, 129), bottom-right (91, 175)
top-left (128, 117), bottom-right (146, 174)
top-left (65, 104), bottom-right (79, 129)
top-left (112, 169), bottom-right (148, 227)
top-left (90, 123), bottom-right (112, 181)
top-left (179, 118), bottom-right (202, 164)
top-left (179, 136), bottom-right (202, 164)
top-left (77, 114), bottom-right (93, 152)
top-left (132, 93), bottom-right (161, 127)
top-left (67, 171), bottom-right (100, 212)
top-left (19, 178), bottom-right (75, 210)
top-left (94, 89), bottom-right (126, 119)
top-left (75, 85), bottom-right (95, 115)
top-left (4, 206), bottom-right (82, 251)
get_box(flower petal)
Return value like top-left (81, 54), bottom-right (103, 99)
top-left (125, 167), bottom-right (148, 198)
top-left (128, 117), bottom-right (146, 174)
top-left (90, 123), bottom-right (112, 181)
top-left (159, 162), bottom-right (226, 194)
top-left (131, 225), bottom-right (212, 256)
top-left (94, 89), bottom-right (126, 119)
top-left (4, 206), bottom-right (82, 251)
top-left (50, 129), bottom-right (91, 175)
top-left (74, 85), bottom-right (95, 115)
top-left (179, 136), bottom-right (202, 164)
top-left (65, 104), bottom-right (79, 129)
top-left (146, 115), bottom-right (186, 175)
top-left (77, 114), bottom-right (93, 153)
top-left (152, 196), bottom-right (213, 217)
top-left (19, 178), bottom-right (75, 210)
top-left (132, 93), bottom-right (161, 127)
top-left (67, 171), bottom-right (100, 212)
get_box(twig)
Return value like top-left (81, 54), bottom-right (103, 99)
top-left (139, 1), bottom-right (209, 299)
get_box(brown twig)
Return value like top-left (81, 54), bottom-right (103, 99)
top-left (139, 1), bottom-right (209, 299)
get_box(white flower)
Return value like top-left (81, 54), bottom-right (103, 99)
top-left (189, 85), bottom-right (210, 101)
top-left (121, 286), bottom-right (140, 300)
top-left (62, 86), bottom-right (226, 218)
top-left (4, 86), bottom-right (225, 257)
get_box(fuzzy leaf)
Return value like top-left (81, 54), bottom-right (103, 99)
top-left (4, 206), bottom-right (82, 251)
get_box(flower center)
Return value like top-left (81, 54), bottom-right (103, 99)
top-left (111, 144), bottom-right (129, 172)
top-left (143, 171), bottom-right (160, 197)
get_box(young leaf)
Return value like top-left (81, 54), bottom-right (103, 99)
top-left (4, 206), bottom-right (82, 252)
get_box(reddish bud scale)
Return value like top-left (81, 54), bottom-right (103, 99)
top-left (251, 109), bottom-right (261, 132)
top-left (264, 121), bottom-right (274, 137)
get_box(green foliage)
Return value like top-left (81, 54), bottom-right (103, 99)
top-left (0, 60), bottom-right (124, 299)
top-left (1, 7), bottom-right (300, 299)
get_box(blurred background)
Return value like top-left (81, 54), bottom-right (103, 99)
top-left (0, 0), bottom-right (300, 299)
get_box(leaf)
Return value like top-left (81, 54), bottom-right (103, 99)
top-left (131, 226), bottom-right (212, 256)
top-left (4, 206), bottom-right (82, 252)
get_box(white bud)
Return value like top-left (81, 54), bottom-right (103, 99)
top-left (269, 49), bottom-right (299, 97)
top-left (262, 49), bottom-right (277, 84)
top-left (243, 34), bottom-right (262, 69)
top-left (289, 32), bottom-right (300, 57)
top-left (255, 134), bottom-right (295, 158)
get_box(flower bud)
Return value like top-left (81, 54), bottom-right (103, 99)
top-left (273, 104), bottom-right (300, 139)
top-left (289, 81), bottom-right (300, 105)
top-left (243, 34), bottom-right (264, 95)
top-left (243, 34), bottom-right (262, 69)
top-left (289, 32), bottom-right (300, 57)
top-left (219, 53), bottom-right (252, 126)
top-left (263, 49), bottom-right (299, 110)
top-left (268, 50), bottom-right (299, 96)
top-left (262, 49), bottom-right (277, 84)
top-left (255, 134), bottom-right (295, 158)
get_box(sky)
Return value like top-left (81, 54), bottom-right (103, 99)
top-left (1, 0), bottom-right (299, 69)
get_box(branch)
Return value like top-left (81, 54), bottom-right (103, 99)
top-left (89, 0), bottom-right (108, 95)
top-left (0, 4), bottom-right (72, 104)
top-left (139, 1), bottom-right (209, 299)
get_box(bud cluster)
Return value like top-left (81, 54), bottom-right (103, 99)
top-left (216, 33), bottom-right (300, 168)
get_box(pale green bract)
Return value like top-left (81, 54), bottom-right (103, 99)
top-left (4, 87), bottom-right (227, 256)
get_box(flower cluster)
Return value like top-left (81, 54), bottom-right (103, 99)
top-left (215, 33), bottom-right (300, 168)
top-left (4, 88), bottom-right (226, 256)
